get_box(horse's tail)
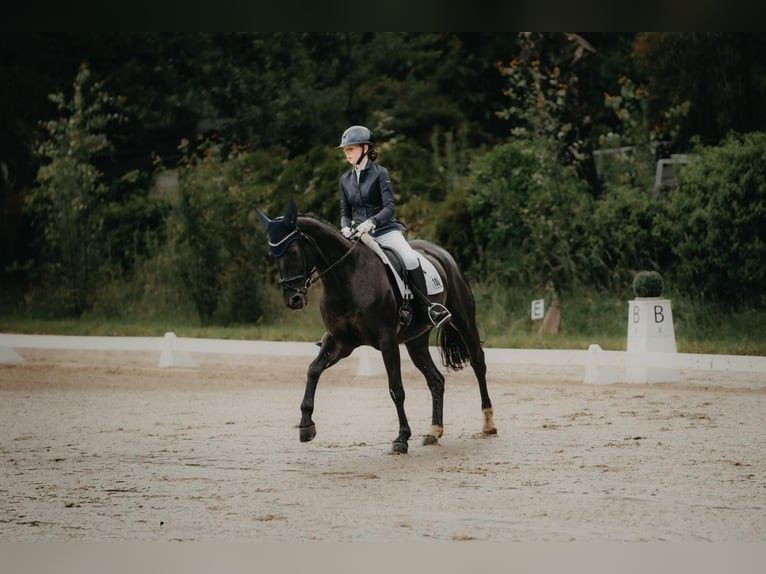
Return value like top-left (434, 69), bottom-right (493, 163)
top-left (438, 323), bottom-right (470, 372)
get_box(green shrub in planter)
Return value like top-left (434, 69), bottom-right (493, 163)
top-left (633, 271), bottom-right (664, 298)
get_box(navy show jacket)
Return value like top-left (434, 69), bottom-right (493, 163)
top-left (339, 161), bottom-right (406, 237)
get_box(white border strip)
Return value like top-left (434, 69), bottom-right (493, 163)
top-left (1, 333), bottom-right (764, 378)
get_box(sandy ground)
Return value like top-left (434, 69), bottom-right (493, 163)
top-left (1, 347), bottom-right (765, 542)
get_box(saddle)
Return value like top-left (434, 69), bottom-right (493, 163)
top-left (357, 234), bottom-right (444, 299)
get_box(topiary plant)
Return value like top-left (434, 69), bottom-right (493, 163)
top-left (633, 270), bottom-right (664, 298)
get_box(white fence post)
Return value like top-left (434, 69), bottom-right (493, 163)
top-left (584, 344), bottom-right (623, 385)
top-left (0, 345), bottom-right (23, 364)
top-left (158, 332), bottom-right (198, 368)
top-left (356, 346), bottom-right (386, 377)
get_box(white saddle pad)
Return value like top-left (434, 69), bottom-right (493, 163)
top-left (389, 254), bottom-right (444, 299)
top-left (358, 234), bottom-right (444, 298)
top-left (418, 255), bottom-right (445, 295)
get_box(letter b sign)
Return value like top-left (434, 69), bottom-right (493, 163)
top-left (627, 298), bottom-right (677, 353)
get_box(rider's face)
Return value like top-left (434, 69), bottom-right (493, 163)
top-left (343, 144), bottom-right (365, 165)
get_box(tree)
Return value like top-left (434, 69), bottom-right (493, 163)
top-left (25, 63), bottom-right (125, 315)
top-left (634, 33), bottom-right (766, 147)
top-left (496, 32), bottom-right (597, 170)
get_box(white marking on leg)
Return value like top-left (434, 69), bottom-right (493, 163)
top-left (482, 408), bottom-right (497, 434)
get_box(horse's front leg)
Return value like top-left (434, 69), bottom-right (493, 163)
top-left (381, 338), bottom-right (411, 454)
top-left (300, 334), bottom-right (351, 442)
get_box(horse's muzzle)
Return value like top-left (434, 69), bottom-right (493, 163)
top-left (285, 292), bottom-right (307, 309)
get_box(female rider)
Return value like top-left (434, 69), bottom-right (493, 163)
top-left (337, 125), bottom-right (450, 328)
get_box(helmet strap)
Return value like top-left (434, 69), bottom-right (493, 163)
top-left (356, 144), bottom-right (369, 166)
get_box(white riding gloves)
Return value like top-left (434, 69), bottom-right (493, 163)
top-left (355, 219), bottom-right (376, 235)
top-left (341, 226), bottom-right (353, 238)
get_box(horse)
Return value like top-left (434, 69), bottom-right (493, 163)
top-left (256, 198), bottom-right (496, 454)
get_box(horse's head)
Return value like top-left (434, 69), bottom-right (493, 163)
top-left (256, 198), bottom-right (314, 310)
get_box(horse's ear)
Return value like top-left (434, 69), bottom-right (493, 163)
top-left (255, 209), bottom-right (271, 230)
top-left (284, 198), bottom-right (297, 225)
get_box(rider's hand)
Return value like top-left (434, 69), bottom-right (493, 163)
top-left (341, 226), bottom-right (353, 238)
top-left (356, 219), bottom-right (376, 235)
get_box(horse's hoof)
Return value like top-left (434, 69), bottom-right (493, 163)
top-left (391, 440), bottom-right (409, 454)
top-left (483, 426), bottom-right (498, 436)
top-left (299, 424), bottom-right (316, 442)
top-left (422, 434), bottom-right (439, 446)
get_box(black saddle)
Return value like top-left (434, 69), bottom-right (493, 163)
top-left (380, 246), bottom-right (408, 286)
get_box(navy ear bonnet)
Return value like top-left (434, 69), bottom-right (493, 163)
top-left (265, 217), bottom-right (299, 257)
top-left (256, 198), bottom-right (300, 257)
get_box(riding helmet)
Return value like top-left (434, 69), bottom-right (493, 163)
top-left (338, 125), bottom-right (375, 148)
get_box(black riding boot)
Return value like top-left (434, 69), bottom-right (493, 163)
top-left (406, 264), bottom-right (451, 327)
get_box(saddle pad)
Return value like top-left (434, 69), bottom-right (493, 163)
top-left (418, 256), bottom-right (444, 295)
top-left (383, 252), bottom-right (444, 298)
top-left (359, 234), bottom-right (444, 298)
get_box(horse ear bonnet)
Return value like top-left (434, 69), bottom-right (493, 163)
top-left (261, 198), bottom-right (300, 257)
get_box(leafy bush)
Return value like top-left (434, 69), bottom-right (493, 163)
top-left (388, 128), bottom-right (477, 240)
top-left (585, 184), bottom-right (673, 289)
top-left (462, 138), bottom-right (593, 291)
top-left (273, 145), bottom-right (345, 225)
top-left (667, 132), bottom-right (766, 307)
top-left (632, 270), bottom-right (664, 297)
top-left (166, 140), bottom-right (275, 324)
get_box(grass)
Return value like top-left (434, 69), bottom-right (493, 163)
top-left (1, 283), bottom-right (764, 356)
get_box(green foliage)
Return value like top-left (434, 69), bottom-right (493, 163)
top-left (99, 169), bottom-right (170, 274)
top-left (463, 138), bottom-right (593, 292)
top-left (7, 33), bottom-right (766, 329)
top-left (667, 132), bottom-right (766, 307)
top-left (25, 63), bottom-right (125, 316)
top-left (634, 33), bottom-right (766, 146)
top-left (386, 126), bottom-right (476, 239)
top-left (496, 33), bottom-right (596, 168)
top-left (273, 145), bottom-right (345, 225)
top-left (432, 186), bottom-right (475, 270)
top-left (586, 185), bottom-right (673, 289)
top-left (596, 75), bottom-right (689, 191)
top-left (473, 281), bottom-right (633, 349)
top-left (166, 139), bottom-right (275, 324)
top-left (632, 270), bottom-right (664, 297)
top-left (87, 251), bottom-right (195, 324)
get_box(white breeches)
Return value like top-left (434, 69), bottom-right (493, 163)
top-left (375, 230), bottom-right (420, 270)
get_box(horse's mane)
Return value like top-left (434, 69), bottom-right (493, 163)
top-left (297, 213), bottom-right (342, 236)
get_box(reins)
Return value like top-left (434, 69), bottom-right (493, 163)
top-left (278, 228), bottom-right (361, 294)
top-left (303, 231), bottom-right (361, 288)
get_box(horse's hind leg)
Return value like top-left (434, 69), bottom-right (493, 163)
top-left (449, 314), bottom-right (497, 436)
top-left (470, 345), bottom-right (497, 435)
top-left (406, 334), bottom-right (445, 445)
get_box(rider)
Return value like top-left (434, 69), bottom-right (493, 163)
top-left (337, 125), bottom-right (451, 328)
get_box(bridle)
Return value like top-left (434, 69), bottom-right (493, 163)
top-left (275, 227), bottom-right (361, 296)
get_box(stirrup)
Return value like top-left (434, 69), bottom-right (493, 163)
top-left (427, 303), bottom-right (451, 328)
top-left (398, 306), bottom-right (413, 328)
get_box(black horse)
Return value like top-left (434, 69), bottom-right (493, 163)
top-left (256, 199), bottom-right (496, 454)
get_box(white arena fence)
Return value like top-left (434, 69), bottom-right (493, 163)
top-left (1, 332), bottom-right (764, 385)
